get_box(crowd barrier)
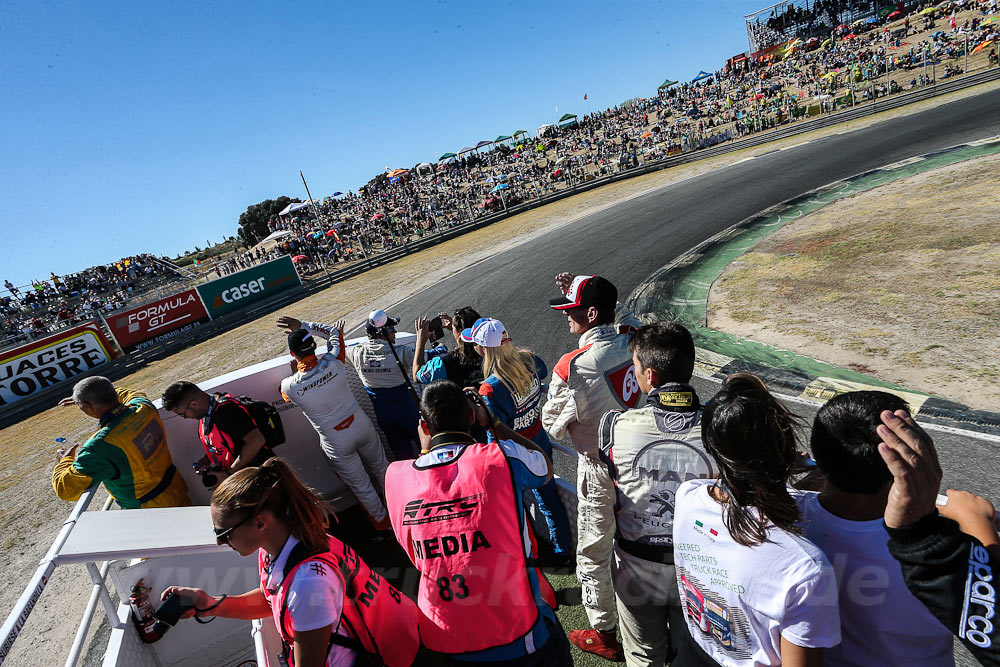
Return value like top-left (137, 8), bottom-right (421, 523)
top-left (1, 65), bottom-right (997, 429)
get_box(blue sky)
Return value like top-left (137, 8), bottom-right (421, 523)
top-left (1, 0), bottom-right (766, 287)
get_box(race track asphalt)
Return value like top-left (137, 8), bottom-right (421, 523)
top-left (385, 87), bottom-right (1000, 513)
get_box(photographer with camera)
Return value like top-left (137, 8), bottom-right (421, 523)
top-left (411, 307), bottom-right (485, 389)
top-left (160, 457), bottom-right (420, 667)
top-left (276, 315), bottom-right (391, 531)
top-left (162, 381), bottom-right (275, 488)
top-left (344, 309), bottom-right (421, 460)
top-left (384, 380), bottom-right (572, 665)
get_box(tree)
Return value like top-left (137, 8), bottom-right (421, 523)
top-left (236, 196), bottom-right (300, 245)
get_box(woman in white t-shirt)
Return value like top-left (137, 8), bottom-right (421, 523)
top-left (671, 373), bottom-right (841, 667)
top-left (162, 457), bottom-right (419, 667)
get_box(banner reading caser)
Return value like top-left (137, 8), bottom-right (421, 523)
top-left (108, 288), bottom-right (210, 353)
top-left (196, 255), bottom-right (302, 319)
top-left (0, 321), bottom-right (119, 407)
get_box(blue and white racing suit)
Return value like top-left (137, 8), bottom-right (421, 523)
top-left (479, 353), bottom-right (572, 557)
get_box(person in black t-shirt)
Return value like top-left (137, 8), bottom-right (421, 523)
top-left (162, 381), bottom-right (273, 485)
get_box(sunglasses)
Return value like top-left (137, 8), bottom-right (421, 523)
top-left (213, 513), bottom-right (254, 545)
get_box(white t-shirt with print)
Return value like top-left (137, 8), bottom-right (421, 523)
top-left (265, 536), bottom-right (355, 667)
top-left (795, 491), bottom-right (953, 666)
top-left (672, 479), bottom-right (841, 666)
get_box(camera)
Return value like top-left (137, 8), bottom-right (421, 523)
top-left (427, 316), bottom-right (445, 343)
top-left (192, 462), bottom-right (224, 488)
top-left (152, 593), bottom-right (193, 636)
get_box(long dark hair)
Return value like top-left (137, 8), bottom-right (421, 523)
top-left (451, 307), bottom-right (481, 366)
top-left (701, 373), bottom-right (803, 546)
top-left (212, 457), bottom-right (330, 552)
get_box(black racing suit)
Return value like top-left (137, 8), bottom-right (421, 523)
top-left (886, 511), bottom-right (1000, 666)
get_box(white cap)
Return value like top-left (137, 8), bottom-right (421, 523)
top-left (368, 309), bottom-right (388, 327)
top-left (460, 318), bottom-right (510, 348)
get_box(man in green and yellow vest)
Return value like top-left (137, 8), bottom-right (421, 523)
top-left (52, 376), bottom-right (190, 509)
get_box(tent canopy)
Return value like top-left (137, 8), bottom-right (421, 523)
top-left (513, 130), bottom-right (527, 137)
top-left (439, 152), bottom-right (457, 160)
top-left (458, 146), bottom-right (475, 154)
top-left (475, 140), bottom-right (492, 149)
top-left (495, 134), bottom-right (511, 142)
top-left (658, 79), bottom-right (679, 89)
top-left (260, 229), bottom-right (294, 244)
top-left (692, 71), bottom-right (714, 82)
top-left (278, 201), bottom-right (311, 216)
top-left (558, 113), bottom-right (577, 122)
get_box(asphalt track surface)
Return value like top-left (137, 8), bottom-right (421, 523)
top-left (384, 88), bottom-right (1000, 504)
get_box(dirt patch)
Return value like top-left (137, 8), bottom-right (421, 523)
top-left (709, 152), bottom-right (1000, 409)
top-left (2, 81), bottom-right (999, 665)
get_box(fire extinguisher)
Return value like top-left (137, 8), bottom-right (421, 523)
top-left (129, 578), bottom-right (163, 643)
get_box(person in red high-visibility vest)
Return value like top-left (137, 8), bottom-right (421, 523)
top-left (163, 457), bottom-right (419, 667)
top-left (385, 380), bottom-right (572, 666)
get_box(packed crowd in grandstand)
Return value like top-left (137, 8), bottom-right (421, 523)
top-left (3, 0), bottom-right (997, 354)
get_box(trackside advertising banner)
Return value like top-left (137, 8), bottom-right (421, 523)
top-left (195, 256), bottom-right (301, 319)
top-left (0, 322), bottom-right (119, 407)
top-left (108, 289), bottom-right (210, 353)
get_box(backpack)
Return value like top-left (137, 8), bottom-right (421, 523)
top-left (218, 394), bottom-right (286, 448)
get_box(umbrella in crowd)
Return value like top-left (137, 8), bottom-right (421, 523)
top-left (439, 152), bottom-right (457, 161)
top-left (971, 39), bottom-right (995, 55)
top-left (836, 23), bottom-right (848, 30)
top-left (292, 255), bottom-right (309, 263)
top-left (491, 183), bottom-right (509, 193)
top-left (920, 7), bottom-right (936, 14)
top-left (332, 191), bottom-right (343, 196)
top-left (640, 131), bottom-right (653, 138)
top-left (307, 231), bottom-right (323, 239)
top-left (982, 17), bottom-right (999, 25)
top-left (325, 229), bottom-right (340, 237)
top-left (821, 38), bottom-right (833, 48)
top-left (887, 10), bottom-right (901, 19)
top-left (371, 213), bottom-right (384, 221)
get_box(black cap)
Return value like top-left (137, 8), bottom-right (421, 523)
top-left (549, 275), bottom-right (618, 311)
top-left (288, 329), bottom-right (317, 356)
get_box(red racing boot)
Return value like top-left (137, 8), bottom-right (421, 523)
top-left (568, 628), bottom-right (624, 662)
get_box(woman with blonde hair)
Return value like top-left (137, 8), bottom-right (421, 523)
top-left (462, 317), bottom-right (572, 561)
top-left (161, 457), bottom-right (420, 667)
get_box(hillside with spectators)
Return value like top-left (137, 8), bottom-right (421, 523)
top-left (3, 0), bottom-right (996, 352)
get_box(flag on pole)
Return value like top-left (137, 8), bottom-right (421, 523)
top-left (584, 93), bottom-right (588, 100)
top-left (949, 11), bottom-right (956, 30)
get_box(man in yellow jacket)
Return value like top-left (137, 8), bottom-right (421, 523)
top-left (52, 376), bottom-right (190, 509)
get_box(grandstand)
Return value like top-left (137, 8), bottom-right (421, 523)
top-left (745, 0), bottom-right (883, 52)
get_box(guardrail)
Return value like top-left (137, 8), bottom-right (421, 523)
top-left (2, 65), bottom-right (997, 430)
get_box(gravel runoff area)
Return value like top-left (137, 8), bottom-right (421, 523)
top-left (708, 151), bottom-right (1000, 411)
top-left (1, 78), bottom-right (999, 666)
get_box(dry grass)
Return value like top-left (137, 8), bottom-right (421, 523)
top-left (710, 152), bottom-right (1000, 408)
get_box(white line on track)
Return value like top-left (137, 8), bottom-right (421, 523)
top-left (779, 141), bottom-right (810, 151)
top-left (881, 156), bottom-right (924, 169)
top-left (967, 135), bottom-right (1000, 146)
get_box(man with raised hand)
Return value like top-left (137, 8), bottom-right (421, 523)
top-left (543, 272), bottom-right (643, 661)
top-left (879, 409), bottom-right (1000, 664)
top-left (53, 376), bottom-right (190, 509)
top-left (276, 315), bottom-right (390, 530)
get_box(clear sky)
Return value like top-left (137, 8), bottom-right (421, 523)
top-left (1, 0), bottom-right (767, 287)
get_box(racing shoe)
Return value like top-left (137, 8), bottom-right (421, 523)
top-left (568, 628), bottom-right (623, 662)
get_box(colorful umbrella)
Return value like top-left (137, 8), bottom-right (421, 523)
top-left (438, 152), bottom-right (457, 161)
top-left (491, 183), bottom-right (509, 192)
top-left (292, 255), bottom-right (308, 262)
top-left (920, 7), bottom-right (936, 14)
top-left (888, 11), bottom-right (901, 19)
top-left (371, 213), bottom-right (384, 221)
top-left (325, 229), bottom-right (340, 237)
top-left (332, 191), bottom-right (343, 196)
top-left (971, 39), bottom-right (994, 55)
top-left (640, 132), bottom-right (653, 138)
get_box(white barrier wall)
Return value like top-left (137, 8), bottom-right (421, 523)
top-left (157, 333), bottom-right (416, 507)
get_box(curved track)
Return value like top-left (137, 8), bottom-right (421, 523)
top-left (385, 88), bottom-right (1000, 516)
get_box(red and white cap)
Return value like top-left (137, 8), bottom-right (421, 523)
top-left (460, 318), bottom-right (510, 348)
top-left (549, 275), bottom-right (618, 310)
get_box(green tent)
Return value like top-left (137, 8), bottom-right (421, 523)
top-left (513, 130), bottom-right (527, 137)
top-left (495, 135), bottom-right (512, 142)
top-left (558, 113), bottom-right (577, 122)
top-left (658, 79), bottom-right (679, 90)
top-left (439, 152), bottom-right (457, 160)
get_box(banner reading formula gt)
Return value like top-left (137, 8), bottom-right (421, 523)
top-left (108, 289), bottom-right (210, 353)
top-left (196, 255), bottom-right (302, 319)
top-left (0, 321), bottom-right (119, 407)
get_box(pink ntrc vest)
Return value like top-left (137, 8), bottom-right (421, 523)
top-left (385, 442), bottom-right (541, 654)
top-left (198, 394), bottom-right (247, 469)
top-left (258, 534), bottom-right (419, 667)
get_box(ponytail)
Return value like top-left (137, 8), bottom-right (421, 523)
top-left (701, 373), bottom-right (803, 547)
top-left (212, 457), bottom-right (330, 552)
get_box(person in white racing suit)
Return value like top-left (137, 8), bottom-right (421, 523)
top-left (542, 273), bottom-right (643, 661)
top-left (598, 322), bottom-right (715, 667)
top-left (345, 309), bottom-right (421, 460)
top-left (276, 315), bottom-right (389, 528)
